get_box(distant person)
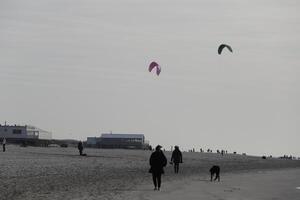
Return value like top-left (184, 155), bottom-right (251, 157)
top-left (210, 165), bottom-right (220, 182)
top-left (149, 145), bottom-right (167, 191)
top-left (77, 141), bottom-right (83, 155)
top-left (2, 138), bottom-right (6, 152)
top-left (171, 146), bottom-right (183, 173)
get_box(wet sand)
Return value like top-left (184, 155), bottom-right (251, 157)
top-left (0, 145), bottom-right (299, 200)
top-left (127, 169), bottom-right (300, 200)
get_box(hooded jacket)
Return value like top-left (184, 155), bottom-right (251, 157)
top-left (149, 150), bottom-right (167, 174)
top-left (171, 149), bottom-right (182, 164)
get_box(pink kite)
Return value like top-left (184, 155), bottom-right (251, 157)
top-left (148, 61), bottom-right (161, 76)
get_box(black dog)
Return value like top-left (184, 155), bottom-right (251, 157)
top-left (210, 165), bottom-right (220, 181)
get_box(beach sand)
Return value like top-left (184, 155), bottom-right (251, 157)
top-left (127, 169), bottom-right (300, 200)
top-left (0, 145), bottom-right (299, 200)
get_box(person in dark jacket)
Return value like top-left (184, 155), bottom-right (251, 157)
top-left (2, 138), bottom-right (6, 152)
top-left (149, 145), bottom-right (167, 190)
top-left (171, 146), bottom-right (182, 173)
top-left (77, 141), bottom-right (83, 155)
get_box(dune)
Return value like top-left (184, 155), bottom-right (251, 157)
top-left (0, 145), bottom-right (299, 200)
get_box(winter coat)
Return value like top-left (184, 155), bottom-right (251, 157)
top-left (171, 149), bottom-right (182, 164)
top-left (149, 150), bottom-right (167, 174)
top-left (77, 142), bottom-right (83, 150)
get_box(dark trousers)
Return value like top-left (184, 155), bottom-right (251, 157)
top-left (174, 163), bottom-right (179, 173)
top-left (3, 144), bottom-right (5, 152)
top-left (152, 172), bottom-right (162, 189)
top-left (79, 149), bottom-right (83, 155)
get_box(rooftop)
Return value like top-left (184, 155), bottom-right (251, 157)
top-left (101, 133), bottom-right (144, 139)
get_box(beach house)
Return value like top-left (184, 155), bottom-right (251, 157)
top-left (0, 124), bottom-right (52, 144)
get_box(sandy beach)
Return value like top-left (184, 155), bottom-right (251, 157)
top-left (127, 169), bottom-right (300, 200)
top-left (0, 145), bottom-right (300, 200)
top-left (1, 0), bottom-right (300, 199)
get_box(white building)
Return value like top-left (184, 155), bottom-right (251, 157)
top-left (0, 124), bottom-right (52, 140)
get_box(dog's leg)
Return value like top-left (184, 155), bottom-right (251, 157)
top-left (215, 172), bottom-right (220, 182)
top-left (214, 173), bottom-right (218, 181)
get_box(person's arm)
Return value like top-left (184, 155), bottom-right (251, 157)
top-left (162, 153), bottom-right (167, 167)
top-left (180, 152), bottom-right (183, 163)
top-left (149, 154), bottom-right (153, 166)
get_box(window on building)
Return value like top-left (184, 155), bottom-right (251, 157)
top-left (13, 129), bottom-right (22, 134)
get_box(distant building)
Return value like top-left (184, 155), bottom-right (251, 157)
top-left (0, 124), bottom-right (52, 141)
top-left (87, 133), bottom-right (149, 149)
top-left (87, 137), bottom-right (99, 146)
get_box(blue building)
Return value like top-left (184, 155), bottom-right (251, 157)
top-left (87, 133), bottom-right (149, 149)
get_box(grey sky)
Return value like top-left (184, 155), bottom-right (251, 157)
top-left (0, 0), bottom-right (299, 156)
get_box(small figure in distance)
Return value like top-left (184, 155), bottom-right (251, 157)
top-left (77, 141), bottom-right (83, 156)
top-left (221, 150), bottom-right (224, 156)
top-left (2, 138), bottom-right (6, 152)
top-left (210, 165), bottom-right (220, 182)
top-left (149, 145), bottom-right (167, 191)
top-left (171, 146), bottom-right (183, 174)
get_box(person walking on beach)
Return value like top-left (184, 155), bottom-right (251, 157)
top-left (149, 145), bottom-right (167, 191)
top-left (171, 145), bottom-right (183, 173)
top-left (2, 138), bottom-right (6, 152)
top-left (77, 141), bottom-right (83, 155)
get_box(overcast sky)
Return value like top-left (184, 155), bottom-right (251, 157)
top-left (0, 0), bottom-right (299, 156)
